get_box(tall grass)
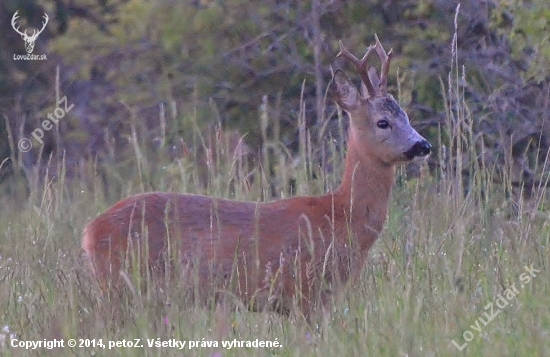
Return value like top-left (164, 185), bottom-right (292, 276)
top-left (1, 13), bottom-right (549, 357)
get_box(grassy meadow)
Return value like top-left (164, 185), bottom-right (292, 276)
top-left (1, 39), bottom-right (549, 357)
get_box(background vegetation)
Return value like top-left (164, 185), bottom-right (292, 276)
top-left (2, 0), bottom-right (550, 197)
top-left (0, 0), bottom-right (549, 356)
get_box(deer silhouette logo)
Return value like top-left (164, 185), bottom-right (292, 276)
top-left (11, 11), bottom-right (49, 54)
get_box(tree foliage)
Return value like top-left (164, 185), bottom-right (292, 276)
top-left (1, 0), bottom-right (549, 194)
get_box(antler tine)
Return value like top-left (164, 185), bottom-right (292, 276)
top-left (337, 40), bottom-right (376, 98)
top-left (36, 13), bottom-right (49, 35)
top-left (373, 34), bottom-right (393, 95)
top-left (11, 11), bottom-right (25, 36)
top-left (41, 14), bottom-right (49, 28)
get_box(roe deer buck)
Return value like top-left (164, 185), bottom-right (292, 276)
top-left (82, 35), bottom-right (431, 316)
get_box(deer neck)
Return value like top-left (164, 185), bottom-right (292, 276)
top-left (332, 131), bottom-right (395, 244)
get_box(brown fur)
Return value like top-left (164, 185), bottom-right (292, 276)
top-left (82, 37), bottom-right (430, 316)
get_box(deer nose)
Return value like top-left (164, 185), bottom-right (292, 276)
top-left (405, 140), bottom-right (432, 159)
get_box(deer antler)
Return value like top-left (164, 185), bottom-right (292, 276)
top-left (373, 34), bottom-right (393, 96)
top-left (36, 13), bottom-right (49, 37)
top-left (11, 11), bottom-right (48, 39)
top-left (338, 35), bottom-right (394, 98)
top-left (337, 40), bottom-right (376, 98)
top-left (11, 11), bottom-right (26, 37)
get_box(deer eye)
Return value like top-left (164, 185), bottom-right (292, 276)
top-left (377, 119), bottom-right (390, 129)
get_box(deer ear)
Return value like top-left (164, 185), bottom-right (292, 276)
top-left (332, 70), bottom-right (361, 111)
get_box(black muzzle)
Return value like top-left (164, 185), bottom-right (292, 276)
top-left (404, 140), bottom-right (431, 160)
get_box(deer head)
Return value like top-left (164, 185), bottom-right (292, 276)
top-left (333, 35), bottom-right (431, 164)
top-left (11, 11), bottom-right (49, 54)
